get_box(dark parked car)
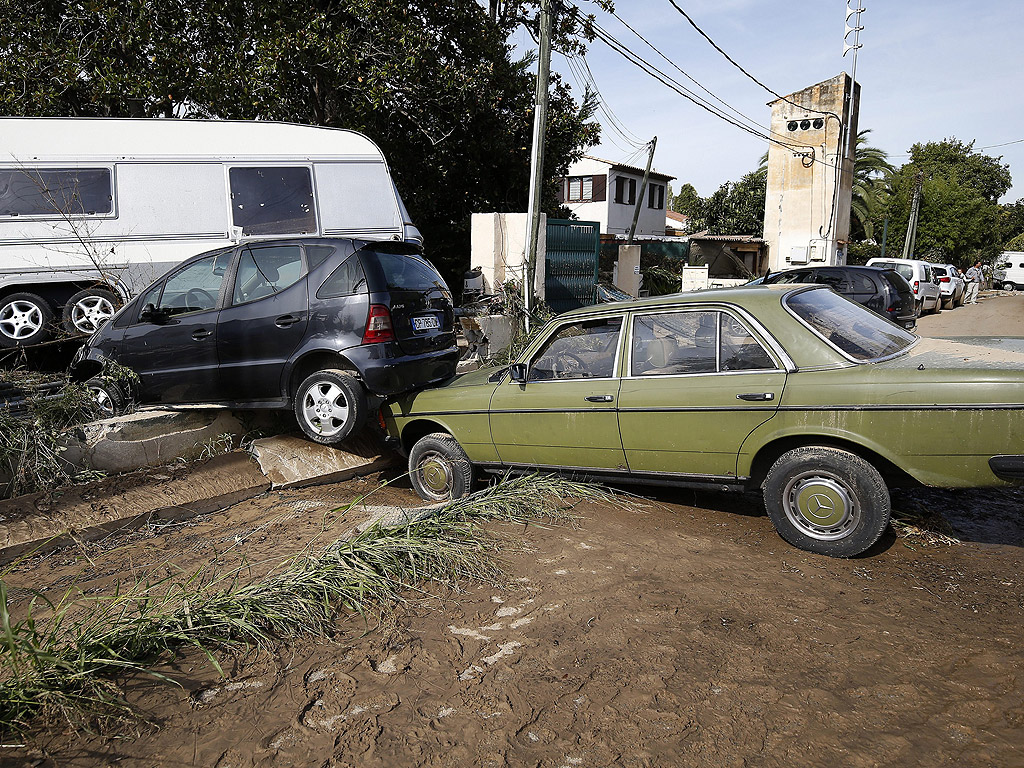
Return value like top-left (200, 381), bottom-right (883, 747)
top-left (72, 238), bottom-right (459, 443)
top-left (757, 265), bottom-right (916, 328)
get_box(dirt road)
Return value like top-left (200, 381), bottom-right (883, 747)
top-left (5, 296), bottom-right (1024, 768)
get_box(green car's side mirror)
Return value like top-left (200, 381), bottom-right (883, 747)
top-left (509, 363), bottom-right (528, 383)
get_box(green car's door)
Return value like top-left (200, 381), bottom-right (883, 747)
top-left (617, 308), bottom-right (787, 480)
top-left (489, 315), bottom-right (628, 471)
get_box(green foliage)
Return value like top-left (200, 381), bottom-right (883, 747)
top-left (690, 170), bottom-right (766, 237)
top-left (849, 130), bottom-right (895, 242)
top-left (1005, 232), bottom-right (1024, 251)
top-left (998, 199), bottom-right (1024, 248)
top-left (670, 183), bottom-right (701, 217)
top-left (845, 241), bottom-right (882, 266)
top-left (0, 381), bottom-right (102, 498)
top-left (0, 474), bottom-right (617, 734)
top-left (880, 138), bottom-right (1008, 266)
top-left (0, 0), bottom-right (602, 284)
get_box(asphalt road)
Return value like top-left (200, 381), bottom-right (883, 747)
top-left (915, 290), bottom-right (1024, 336)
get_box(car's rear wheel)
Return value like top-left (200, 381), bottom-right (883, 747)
top-left (0, 292), bottom-right (53, 348)
top-left (86, 376), bottom-right (129, 418)
top-left (294, 369), bottom-right (367, 444)
top-left (941, 296), bottom-right (953, 309)
top-left (762, 446), bottom-right (890, 558)
top-left (408, 432), bottom-right (474, 502)
top-left (63, 288), bottom-right (119, 335)
top-left (1003, 281), bottom-right (1016, 292)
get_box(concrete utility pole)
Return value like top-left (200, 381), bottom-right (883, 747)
top-left (627, 136), bottom-right (657, 246)
top-left (524, 0), bottom-right (553, 330)
top-left (903, 172), bottom-right (923, 259)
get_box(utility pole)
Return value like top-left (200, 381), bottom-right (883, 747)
top-left (524, 0), bottom-right (553, 331)
top-left (828, 0), bottom-right (864, 264)
top-left (627, 137), bottom-right (657, 246)
top-left (902, 172), bottom-right (923, 259)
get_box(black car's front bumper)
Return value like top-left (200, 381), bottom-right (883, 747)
top-left (990, 455), bottom-right (1024, 483)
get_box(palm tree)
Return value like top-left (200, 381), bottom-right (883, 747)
top-left (849, 129), bottom-right (895, 241)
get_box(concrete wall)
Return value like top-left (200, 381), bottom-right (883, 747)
top-left (469, 212), bottom-right (545, 300)
top-left (762, 74), bottom-right (860, 273)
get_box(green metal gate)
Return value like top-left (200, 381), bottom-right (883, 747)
top-left (545, 219), bottom-right (600, 313)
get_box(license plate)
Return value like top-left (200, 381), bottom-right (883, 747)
top-left (412, 315), bottom-right (440, 332)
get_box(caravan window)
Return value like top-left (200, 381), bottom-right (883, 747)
top-left (229, 167), bottom-right (317, 236)
top-left (0, 168), bottom-right (113, 217)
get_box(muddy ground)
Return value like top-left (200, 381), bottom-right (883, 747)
top-left (3, 293), bottom-right (1024, 767)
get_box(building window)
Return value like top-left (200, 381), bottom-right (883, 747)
top-left (614, 176), bottom-right (637, 205)
top-left (567, 176), bottom-right (593, 202)
top-left (229, 166), bottom-right (317, 236)
top-left (648, 184), bottom-right (665, 210)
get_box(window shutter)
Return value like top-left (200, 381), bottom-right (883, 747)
top-left (557, 178), bottom-right (566, 203)
top-left (592, 174), bottom-right (607, 202)
top-left (628, 178), bottom-right (636, 205)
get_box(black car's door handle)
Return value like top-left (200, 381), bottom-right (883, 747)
top-left (736, 392), bottom-right (774, 401)
top-left (275, 314), bottom-right (302, 328)
top-left (585, 395), bottom-right (615, 403)
top-left (191, 329), bottom-right (212, 340)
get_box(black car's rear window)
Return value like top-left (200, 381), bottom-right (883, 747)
top-left (373, 252), bottom-right (446, 291)
top-left (786, 288), bottom-right (916, 362)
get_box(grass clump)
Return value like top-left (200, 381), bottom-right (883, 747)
top-left (0, 474), bottom-right (613, 735)
top-left (0, 379), bottom-right (102, 498)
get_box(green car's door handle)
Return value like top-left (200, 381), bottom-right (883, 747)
top-left (585, 395), bottom-right (615, 403)
top-left (737, 392), bottom-right (775, 401)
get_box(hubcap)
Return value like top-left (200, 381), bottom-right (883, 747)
top-left (88, 385), bottom-right (114, 416)
top-left (782, 471), bottom-right (859, 541)
top-left (72, 296), bottom-right (115, 333)
top-left (301, 381), bottom-right (349, 437)
top-left (0, 300), bottom-right (44, 340)
top-left (418, 451), bottom-right (453, 497)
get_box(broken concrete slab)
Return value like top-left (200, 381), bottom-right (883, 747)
top-left (62, 407), bottom-right (251, 473)
top-left (0, 453), bottom-right (270, 564)
top-left (249, 432), bottom-right (397, 489)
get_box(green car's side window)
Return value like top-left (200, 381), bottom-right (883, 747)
top-left (529, 317), bottom-right (623, 381)
top-left (631, 310), bottom-right (776, 376)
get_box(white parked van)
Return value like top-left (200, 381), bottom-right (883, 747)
top-left (865, 257), bottom-right (942, 314)
top-left (0, 118), bottom-right (419, 347)
top-left (995, 252), bottom-right (1024, 292)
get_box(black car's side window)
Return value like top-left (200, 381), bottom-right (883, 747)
top-left (317, 255), bottom-right (367, 298)
top-left (528, 317), bottom-right (622, 381)
top-left (631, 310), bottom-right (775, 376)
top-left (232, 244), bottom-right (304, 305)
top-left (157, 254), bottom-right (229, 317)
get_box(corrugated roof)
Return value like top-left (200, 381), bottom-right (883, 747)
top-left (582, 155), bottom-right (675, 182)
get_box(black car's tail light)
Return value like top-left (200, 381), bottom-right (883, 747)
top-left (363, 304), bottom-right (395, 343)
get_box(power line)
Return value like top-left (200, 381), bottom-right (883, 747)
top-left (664, 0), bottom-right (841, 121)
top-left (602, 5), bottom-right (798, 148)
top-left (563, 53), bottom-right (647, 152)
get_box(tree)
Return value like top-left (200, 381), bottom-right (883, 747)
top-left (670, 183), bottom-right (701, 217)
top-left (691, 170), bottom-right (766, 236)
top-left (998, 199), bottom-right (1024, 248)
top-left (0, 0), bottom-right (602, 283)
top-left (879, 138), bottom-right (1011, 266)
top-left (848, 130), bottom-right (894, 242)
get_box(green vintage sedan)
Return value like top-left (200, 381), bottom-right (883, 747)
top-left (381, 285), bottom-right (1024, 557)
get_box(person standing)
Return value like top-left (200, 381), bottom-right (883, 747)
top-left (964, 261), bottom-right (983, 304)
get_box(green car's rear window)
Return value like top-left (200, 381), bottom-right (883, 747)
top-left (786, 288), bottom-right (916, 361)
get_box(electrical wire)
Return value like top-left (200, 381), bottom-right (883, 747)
top-left (663, 0), bottom-right (841, 122)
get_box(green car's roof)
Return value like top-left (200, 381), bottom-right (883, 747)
top-left (559, 284), bottom-right (800, 318)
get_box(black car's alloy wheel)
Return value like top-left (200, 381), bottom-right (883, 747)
top-left (763, 446), bottom-right (890, 557)
top-left (86, 376), bottom-right (129, 417)
top-left (409, 432), bottom-right (474, 502)
top-left (295, 369), bottom-right (367, 444)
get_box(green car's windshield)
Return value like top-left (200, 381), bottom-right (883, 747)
top-left (785, 288), bottom-right (917, 362)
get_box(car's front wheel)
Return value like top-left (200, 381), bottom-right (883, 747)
top-left (1003, 281), bottom-right (1016, 292)
top-left (408, 432), bottom-right (475, 502)
top-left (294, 369), bottom-right (368, 444)
top-left (86, 376), bottom-right (129, 418)
top-left (762, 446), bottom-right (890, 558)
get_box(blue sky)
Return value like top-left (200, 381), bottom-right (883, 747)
top-left (515, 0), bottom-right (1023, 203)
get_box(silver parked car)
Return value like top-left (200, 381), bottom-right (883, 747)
top-left (933, 264), bottom-right (965, 308)
top-left (866, 257), bottom-right (941, 315)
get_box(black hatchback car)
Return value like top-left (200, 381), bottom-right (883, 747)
top-left (72, 238), bottom-right (459, 444)
top-left (757, 265), bottom-right (916, 329)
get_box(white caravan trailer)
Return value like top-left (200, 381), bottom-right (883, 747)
top-left (0, 118), bottom-right (419, 347)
